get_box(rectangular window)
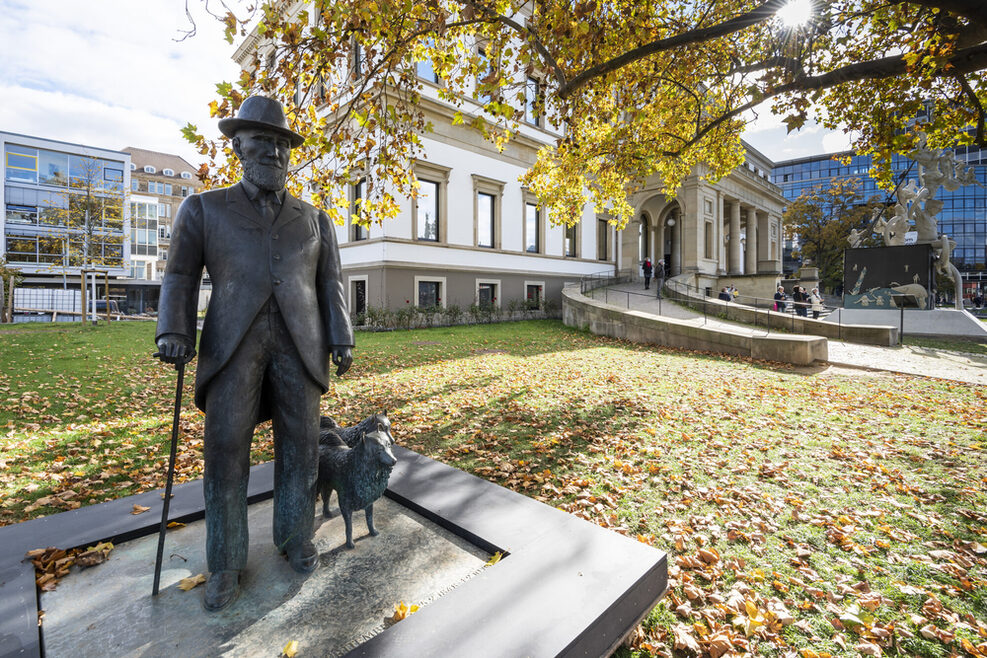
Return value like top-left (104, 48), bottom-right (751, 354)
top-left (525, 77), bottom-right (541, 127)
top-left (352, 179), bottom-right (368, 241)
top-left (525, 203), bottom-right (540, 253)
top-left (104, 168), bottom-right (123, 183)
top-left (6, 204), bottom-right (38, 225)
top-left (476, 47), bottom-right (493, 105)
top-left (352, 279), bottom-right (367, 315)
top-left (417, 179), bottom-right (439, 241)
top-left (132, 179), bottom-right (139, 191)
top-left (597, 218), bottom-right (609, 260)
top-left (164, 183), bottom-right (172, 196)
top-left (526, 284), bottom-right (543, 309)
top-left (39, 150), bottom-right (69, 186)
top-left (477, 191), bottom-right (494, 248)
top-left (704, 220), bottom-right (714, 259)
top-left (181, 186), bottom-right (189, 197)
top-left (352, 41), bottom-right (363, 77)
top-left (564, 224), bottom-right (577, 257)
top-left (6, 145), bottom-right (38, 183)
top-left (478, 283), bottom-right (496, 308)
top-left (6, 234), bottom-right (38, 262)
top-left (416, 52), bottom-right (439, 83)
top-left (418, 280), bottom-right (440, 307)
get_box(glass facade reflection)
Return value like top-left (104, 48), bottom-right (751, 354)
top-left (772, 148), bottom-right (987, 284)
top-left (2, 134), bottom-right (129, 276)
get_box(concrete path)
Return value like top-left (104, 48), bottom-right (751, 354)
top-left (593, 282), bottom-right (987, 386)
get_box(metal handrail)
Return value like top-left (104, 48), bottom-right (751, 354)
top-left (583, 277), bottom-right (850, 339)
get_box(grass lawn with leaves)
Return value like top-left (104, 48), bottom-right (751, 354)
top-left (1, 320), bottom-right (985, 657)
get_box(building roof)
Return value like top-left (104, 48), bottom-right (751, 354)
top-left (121, 147), bottom-right (199, 177)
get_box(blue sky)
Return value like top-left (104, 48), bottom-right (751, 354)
top-left (0, 0), bottom-right (851, 168)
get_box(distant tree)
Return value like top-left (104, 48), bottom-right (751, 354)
top-left (783, 178), bottom-right (882, 290)
top-left (184, 0), bottom-right (986, 228)
top-left (64, 157), bottom-right (124, 271)
top-left (0, 256), bottom-right (24, 323)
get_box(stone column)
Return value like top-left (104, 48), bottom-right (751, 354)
top-left (756, 210), bottom-right (774, 273)
top-left (715, 193), bottom-right (725, 274)
top-left (670, 209), bottom-right (681, 275)
top-left (729, 201), bottom-right (742, 274)
top-left (744, 206), bottom-right (757, 275)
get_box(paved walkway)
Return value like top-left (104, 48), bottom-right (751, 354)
top-left (589, 282), bottom-right (987, 385)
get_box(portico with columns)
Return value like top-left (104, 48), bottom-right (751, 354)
top-left (621, 143), bottom-right (786, 297)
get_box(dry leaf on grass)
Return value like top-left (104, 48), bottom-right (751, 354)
top-left (672, 623), bottom-right (700, 653)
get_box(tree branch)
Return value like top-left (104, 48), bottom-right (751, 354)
top-left (901, 0), bottom-right (987, 29)
top-left (661, 43), bottom-right (987, 156)
top-left (558, 0), bottom-right (789, 99)
top-left (956, 73), bottom-right (986, 146)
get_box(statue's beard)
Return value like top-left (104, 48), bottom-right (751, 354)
top-left (242, 159), bottom-right (287, 192)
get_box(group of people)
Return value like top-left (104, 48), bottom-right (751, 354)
top-left (717, 286), bottom-right (739, 302)
top-left (775, 285), bottom-right (824, 318)
top-left (641, 258), bottom-right (666, 296)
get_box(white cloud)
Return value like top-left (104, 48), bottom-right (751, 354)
top-left (0, 0), bottom-right (243, 164)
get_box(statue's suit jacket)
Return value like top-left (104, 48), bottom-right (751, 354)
top-left (156, 182), bottom-right (354, 418)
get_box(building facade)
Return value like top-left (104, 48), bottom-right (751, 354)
top-left (624, 145), bottom-right (786, 282)
top-left (232, 10), bottom-right (788, 316)
top-left (121, 147), bottom-right (202, 281)
top-left (772, 148), bottom-right (987, 293)
top-left (2, 131), bottom-right (130, 288)
top-left (119, 148), bottom-right (203, 314)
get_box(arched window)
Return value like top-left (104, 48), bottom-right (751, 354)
top-left (181, 172), bottom-right (193, 179)
top-left (143, 165), bottom-right (155, 174)
top-left (163, 168), bottom-right (174, 176)
top-left (638, 213), bottom-right (650, 261)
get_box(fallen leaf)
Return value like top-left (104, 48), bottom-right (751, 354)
top-left (707, 631), bottom-right (733, 658)
top-left (75, 542), bottom-right (113, 567)
top-left (167, 521), bottom-right (186, 529)
top-left (131, 504), bottom-right (150, 515)
top-left (391, 601), bottom-right (419, 622)
top-left (856, 640), bottom-right (882, 656)
top-left (281, 640), bottom-right (298, 657)
top-left (672, 623), bottom-right (701, 653)
top-left (486, 551), bottom-right (502, 566)
top-left (178, 573), bottom-right (206, 591)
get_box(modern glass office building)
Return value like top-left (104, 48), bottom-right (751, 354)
top-left (2, 131), bottom-right (131, 281)
top-left (772, 147), bottom-right (987, 293)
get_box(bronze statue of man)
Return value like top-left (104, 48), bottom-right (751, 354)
top-left (155, 96), bottom-right (353, 611)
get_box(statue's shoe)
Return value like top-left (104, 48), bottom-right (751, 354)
top-left (203, 570), bottom-right (240, 612)
top-left (284, 540), bottom-right (319, 574)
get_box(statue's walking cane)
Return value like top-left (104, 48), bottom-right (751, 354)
top-left (151, 357), bottom-right (186, 596)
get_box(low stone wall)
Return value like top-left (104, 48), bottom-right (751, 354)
top-left (664, 280), bottom-right (898, 346)
top-left (563, 287), bottom-right (828, 366)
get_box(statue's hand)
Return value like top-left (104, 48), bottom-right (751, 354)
top-left (155, 334), bottom-right (196, 365)
top-left (331, 346), bottom-right (353, 377)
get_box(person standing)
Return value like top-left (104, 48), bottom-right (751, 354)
top-left (642, 257), bottom-right (653, 290)
top-left (154, 96), bottom-right (354, 611)
top-left (774, 286), bottom-right (787, 312)
top-left (809, 287), bottom-right (824, 319)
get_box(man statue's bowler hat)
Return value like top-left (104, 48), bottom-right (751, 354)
top-left (218, 95), bottom-right (305, 147)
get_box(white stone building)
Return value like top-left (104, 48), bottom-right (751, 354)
top-left (232, 6), bottom-right (787, 316)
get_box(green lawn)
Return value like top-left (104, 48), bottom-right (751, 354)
top-left (1, 320), bottom-right (985, 657)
